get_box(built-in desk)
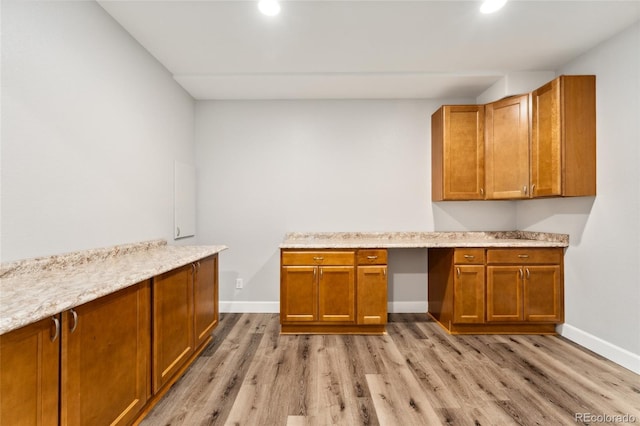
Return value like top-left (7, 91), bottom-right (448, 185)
top-left (279, 231), bottom-right (568, 335)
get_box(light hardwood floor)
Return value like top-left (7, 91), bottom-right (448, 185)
top-left (141, 314), bottom-right (640, 425)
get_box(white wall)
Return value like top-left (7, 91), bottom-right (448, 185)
top-left (1, 0), bottom-right (196, 261)
top-left (517, 22), bottom-right (640, 373)
top-left (196, 99), bottom-right (517, 312)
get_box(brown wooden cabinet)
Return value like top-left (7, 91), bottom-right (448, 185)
top-left (485, 94), bottom-right (530, 199)
top-left (431, 105), bottom-right (485, 201)
top-left (429, 247), bottom-right (563, 334)
top-left (0, 316), bottom-right (60, 426)
top-left (432, 75), bottom-right (596, 201)
top-left (194, 255), bottom-right (219, 348)
top-left (356, 249), bottom-right (388, 325)
top-left (61, 281), bottom-right (151, 426)
top-left (280, 249), bottom-right (386, 334)
top-left (452, 249), bottom-right (485, 324)
top-left (152, 264), bottom-right (195, 393)
top-left (487, 248), bottom-right (563, 323)
top-left (1, 281), bottom-right (151, 426)
top-left (0, 254), bottom-right (220, 425)
top-left (531, 75), bottom-right (596, 197)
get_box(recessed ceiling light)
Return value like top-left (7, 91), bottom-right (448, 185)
top-left (480, 0), bottom-right (507, 14)
top-left (258, 0), bottom-right (281, 16)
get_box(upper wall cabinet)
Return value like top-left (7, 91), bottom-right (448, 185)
top-left (531, 75), bottom-right (596, 197)
top-left (485, 94), bottom-right (530, 200)
top-left (431, 75), bottom-right (596, 201)
top-left (431, 105), bottom-right (485, 201)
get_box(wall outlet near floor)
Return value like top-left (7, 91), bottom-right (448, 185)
top-left (236, 278), bottom-right (243, 289)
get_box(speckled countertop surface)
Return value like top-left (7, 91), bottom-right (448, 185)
top-left (280, 231), bottom-right (569, 249)
top-left (0, 240), bottom-right (227, 335)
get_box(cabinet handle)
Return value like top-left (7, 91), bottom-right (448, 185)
top-left (383, 268), bottom-right (386, 277)
top-left (197, 261), bottom-right (201, 271)
top-left (518, 254), bottom-right (529, 259)
top-left (176, 227), bottom-right (181, 237)
top-left (320, 268), bottom-right (323, 278)
top-left (313, 268), bottom-right (316, 277)
top-left (519, 268), bottom-right (523, 279)
top-left (367, 255), bottom-right (378, 260)
top-left (456, 267), bottom-right (461, 277)
top-left (525, 268), bottom-right (530, 279)
top-left (531, 184), bottom-right (536, 195)
top-left (50, 317), bottom-right (60, 342)
top-left (69, 309), bottom-right (78, 334)
top-left (191, 263), bottom-right (196, 274)
top-left (480, 188), bottom-right (484, 196)
top-left (523, 185), bottom-right (528, 195)
top-left (313, 256), bottom-right (324, 261)
top-left (463, 255), bottom-right (474, 260)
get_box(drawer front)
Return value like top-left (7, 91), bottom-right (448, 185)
top-left (486, 248), bottom-right (562, 265)
top-left (453, 249), bottom-right (485, 265)
top-left (282, 251), bottom-right (355, 266)
top-left (357, 249), bottom-right (388, 265)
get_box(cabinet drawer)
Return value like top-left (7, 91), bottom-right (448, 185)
top-left (454, 249), bottom-right (485, 264)
top-left (357, 249), bottom-right (388, 265)
top-left (486, 248), bottom-right (562, 265)
top-left (282, 251), bottom-right (355, 266)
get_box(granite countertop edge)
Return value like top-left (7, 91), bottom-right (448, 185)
top-left (0, 240), bottom-right (228, 335)
top-left (279, 231), bottom-right (569, 249)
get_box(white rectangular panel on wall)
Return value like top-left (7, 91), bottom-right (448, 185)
top-left (174, 161), bottom-right (196, 239)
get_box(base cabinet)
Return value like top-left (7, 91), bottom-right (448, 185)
top-left (0, 317), bottom-right (60, 426)
top-left (152, 255), bottom-right (219, 394)
top-left (61, 281), bottom-right (151, 426)
top-left (428, 248), bottom-right (564, 334)
top-left (0, 254), bottom-right (220, 425)
top-left (280, 249), bottom-right (387, 334)
top-left (1, 281), bottom-right (151, 426)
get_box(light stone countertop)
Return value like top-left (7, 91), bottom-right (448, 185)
top-left (280, 231), bottom-right (569, 249)
top-left (0, 240), bottom-right (227, 335)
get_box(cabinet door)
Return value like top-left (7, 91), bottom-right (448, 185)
top-left (531, 78), bottom-right (562, 197)
top-left (319, 266), bottom-right (355, 322)
top-left (453, 265), bottom-right (485, 324)
top-left (194, 255), bottom-right (218, 348)
top-left (61, 281), bottom-right (150, 426)
top-left (357, 266), bottom-right (387, 325)
top-left (432, 105), bottom-right (485, 200)
top-left (486, 266), bottom-right (523, 322)
top-left (0, 317), bottom-right (60, 426)
top-left (524, 265), bottom-right (563, 322)
top-left (281, 266), bottom-right (318, 322)
top-left (485, 94), bottom-right (530, 199)
top-left (153, 265), bottom-right (194, 393)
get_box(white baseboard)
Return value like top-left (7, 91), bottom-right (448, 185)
top-left (220, 301), bottom-right (279, 313)
top-left (558, 323), bottom-right (640, 374)
top-left (388, 301), bottom-right (428, 313)
top-left (220, 301), bottom-right (427, 314)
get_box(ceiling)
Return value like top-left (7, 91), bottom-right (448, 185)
top-left (98, 0), bottom-right (640, 100)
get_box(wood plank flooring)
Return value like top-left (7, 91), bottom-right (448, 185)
top-left (141, 314), bottom-right (640, 425)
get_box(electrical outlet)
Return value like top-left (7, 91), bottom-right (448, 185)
top-left (236, 278), bottom-right (243, 289)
